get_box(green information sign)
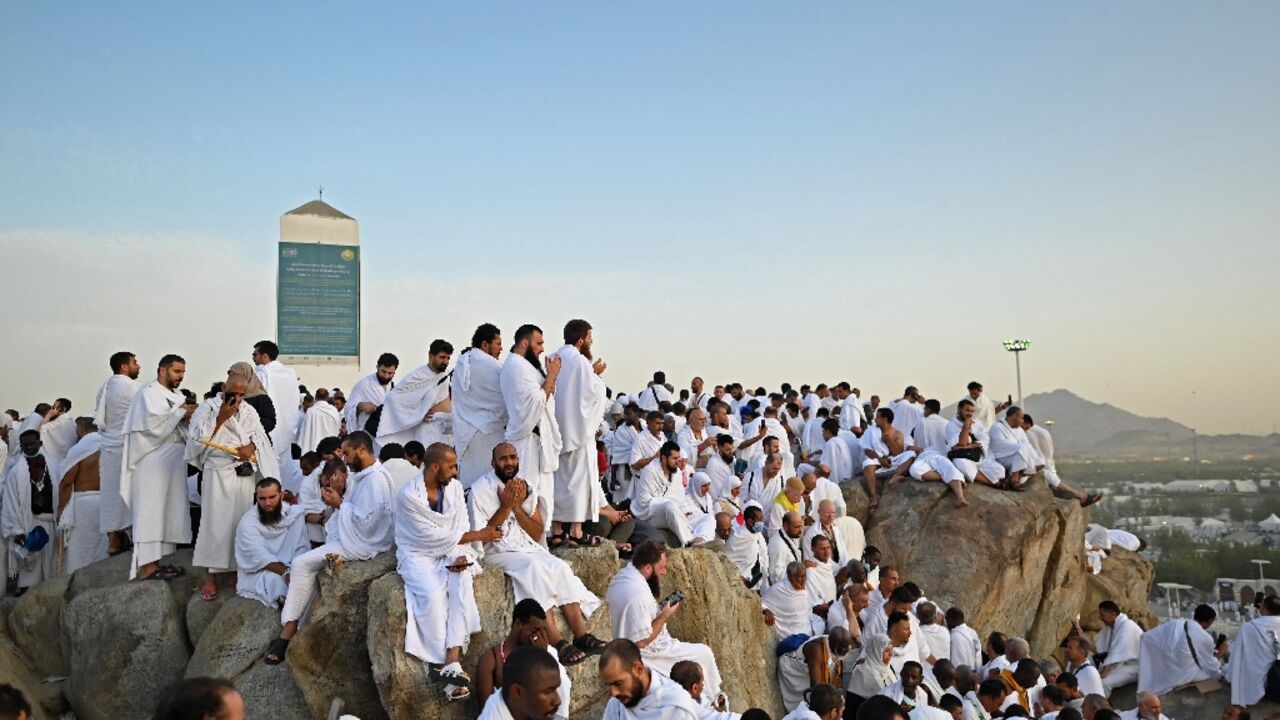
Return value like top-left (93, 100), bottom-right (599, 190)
top-left (277, 242), bottom-right (360, 360)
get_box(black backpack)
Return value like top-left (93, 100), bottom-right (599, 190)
top-left (364, 405), bottom-right (383, 436)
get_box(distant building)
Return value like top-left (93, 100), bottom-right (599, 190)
top-left (1217, 577), bottom-right (1279, 606)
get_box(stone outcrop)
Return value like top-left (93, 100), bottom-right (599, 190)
top-left (1080, 547), bottom-right (1158, 631)
top-left (850, 475), bottom-right (1089, 657)
top-left (8, 576), bottom-right (70, 677)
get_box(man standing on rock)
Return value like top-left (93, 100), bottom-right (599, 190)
top-left (1229, 593), bottom-right (1280, 707)
top-left (56, 417), bottom-right (107, 575)
top-left (395, 442), bottom-right (502, 702)
top-left (470, 442), bottom-right (606, 667)
top-left (265, 431), bottom-right (396, 666)
top-left (452, 324), bottom-right (508, 488)
top-left (252, 340), bottom-right (301, 468)
top-left (344, 352), bottom-right (398, 436)
top-left (551, 319), bottom-right (609, 546)
top-left (501, 325), bottom-right (563, 534)
top-left (187, 374), bottom-right (279, 601)
top-left (2, 430), bottom-right (60, 591)
top-left (94, 350), bottom-right (141, 557)
top-left (122, 354), bottom-right (196, 581)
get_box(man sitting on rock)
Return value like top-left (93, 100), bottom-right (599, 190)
top-left (477, 643), bottom-right (565, 720)
top-left (265, 432), bottom-right (396, 667)
top-left (722, 504), bottom-right (769, 591)
top-left (763, 561), bottom-right (816, 641)
top-left (1061, 636), bottom-right (1106, 698)
top-left (599, 638), bottom-right (703, 720)
top-left (396, 442), bottom-right (503, 702)
top-left (470, 442), bottom-right (606, 666)
top-left (986, 407), bottom-right (1044, 490)
top-left (859, 408), bottom-right (917, 510)
top-left (669, 660), bottom-right (734, 718)
top-left (606, 541), bottom-right (724, 702)
top-left (474, 599), bottom-right (572, 720)
top-left (234, 477), bottom-right (309, 608)
top-left (1137, 603), bottom-right (1221, 697)
top-left (1091, 601), bottom-right (1143, 695)
top-left (776, 626), bottom-right (851, 712)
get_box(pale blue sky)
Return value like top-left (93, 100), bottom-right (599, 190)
top-left (2, 3), bottom-right (1278, 434)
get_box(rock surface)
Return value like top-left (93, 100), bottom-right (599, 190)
top-left (855, 475), bottom-right (1088, 657)
top-left (1080, 547), bottom-right (1158, 631)
top-left (8, 575), bottom-right (70, 677)
top-left (62, 579), bottom-right (192, 720)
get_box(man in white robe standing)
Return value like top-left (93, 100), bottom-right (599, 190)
top-left (297, 388), bottom-right (342, 454)
top-left (946, 608), bottom-right (983, 672)
top-left (344, 352), bottom-right (398, 436)
top-left (501, 325), bottom-right (563, 533)
top-left (471, 442), bottom-right (607, 665)
top-left (188, 374), bottom-right (280, 601)
top-left (396, 442), bottom-right (502, 702)
top-left (38, 398), bottom-right (78, 469)
top-left (95, 350), bottom-right (141, 556)
top-left (1137, 604), bottom-right (1221, 697)
top-left (377, 339), bottom-right (454, 448)
top-left (122, 354), bottom-right (196, 580)
top-left (987, 407), bottom-right (1044, 490)
top-left (252, 340), bottom-right (301, 466)
top-left (2, 430), bottom-right (60, 590)
top-left (453, 324), bottom-right (509, 488)
top-left (768, 512), bottom-right (809, 585)
top-left (265, 431), bottom-right (396, 665)
top-left (56, 417), bottom-right (107, 575)
top-left (1093, 600), bottom-right (1143, 694)
top-left (551, 319), bottom-right (610, 544)
top-left (606, 541), bottom-right (724, 701)
top-left (235, 477), bottom-right (310, 608)
top-left (1228, 593), bottom-right (1280, 706)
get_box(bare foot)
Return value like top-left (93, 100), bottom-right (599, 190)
top-left (954, 496), bottom-right (970, 508)
top-left (888, 474), bottom-right (908, 486)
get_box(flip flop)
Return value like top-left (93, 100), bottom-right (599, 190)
top-left (429, 661), bottom-right (471, 689)
top-left (574, 633), bottom-right (608, 655)
top-left (443, 684), bottom-right (471, 702)
top-left (1081, 493), bottom-right (1103, 507)
top-left (264, 637), bottom-right (290, 665)
top-left (555, 639), bottom-right (588, 666)
top-left (200, 588), bottom-right (219, 602)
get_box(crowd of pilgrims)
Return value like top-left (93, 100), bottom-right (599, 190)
top-left (1, 319), bottom-right (1276, 720)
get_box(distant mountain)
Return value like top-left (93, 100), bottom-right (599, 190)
top-left (942, 389), bottom-right (1278, 460)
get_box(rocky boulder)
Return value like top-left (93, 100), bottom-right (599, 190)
top-left (8, 575), bottom-right (70, 677)
top-left (62, 579), bottom-right (192, 720)
top-left (186, 596), bottom-right (310, 720)
top-left (287, 551), bottom-right (397, 720)
top-left (855, 476), bottom-right (1088, 657)
top-left (1080, 547), bottom-right (1158, 631)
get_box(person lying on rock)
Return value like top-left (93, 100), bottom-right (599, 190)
top-left (475, 599), bottom-right (572, 720)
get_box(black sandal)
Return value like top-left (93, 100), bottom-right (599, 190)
top-left (264, 637), bottom-right (290, 665)
top-left (574, 632), bottom-right (607, 655)
top-left (555, 639), bottom-right (587, 666)
top-left (548, 532), bottom-right (567, 549)
top-left (568, 533), bottom-right (604, 548)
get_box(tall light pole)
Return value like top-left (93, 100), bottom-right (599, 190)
top-left (1253, 558), bottom-right (1271, 585)
top-left (1003, 339), bottom-right (1031, 407)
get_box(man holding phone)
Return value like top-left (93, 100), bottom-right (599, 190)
top-left (187, 373), bottom-right (279, 601)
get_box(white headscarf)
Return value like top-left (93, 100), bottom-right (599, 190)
top-left (847, 633), bottom-right (897, 698)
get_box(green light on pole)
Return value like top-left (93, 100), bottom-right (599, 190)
top-left (1003, 339), bottom-right (1031, 407)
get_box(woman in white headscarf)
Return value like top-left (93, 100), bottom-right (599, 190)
top-left (845, 633), bottom-right (898, 712)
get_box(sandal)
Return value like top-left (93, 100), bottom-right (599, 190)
top-left (617, 543), bottom-right (634, 560)
top-left (428, 661), bottom-right (471, 689)
top-left (145, 565), bottom-right (186, 581)
top-left (568, 533), bottom-right (604, 548)
top-left (1081, 493), bottom-right (1103, 507)
top-left (574, 632), bottom-right (607, 655)
top-left (443, 684), bottom-right (471, 702)
top-left (548, 532), bottom-right (567, 549)
top-left (555, 639), bottom-right (588, 666)
top-left (264, 637), bottom-right (290, 665)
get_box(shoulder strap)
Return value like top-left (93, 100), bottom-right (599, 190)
top-left (1183, 620), bottom-right (1203, 669)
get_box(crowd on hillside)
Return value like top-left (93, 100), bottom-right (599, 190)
top-left (3, 320), bottom-right (1278, 720)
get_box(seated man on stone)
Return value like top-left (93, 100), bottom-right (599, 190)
top-left (777, 626), bottom-right (851, 711)
top-left (2, 430), bottom-right (60, 592)
top-left (234, 477), bottom-right (310, 608)
top-left (876, 660), bottom-right (932, 712)
top-left (741, 452), bottom-right (784, 511)
top-left (859, 408), bottom-right (916, 510)
top-left (768, 511), bottom-right (809, 586)
top-left (819, 419), bottom-right (855, 484)
top-left (477, 643), bottom-right (564, 720)
top-left (633, 441), bottom-right (703, 547)
top-left (904, 399), bottom-right (969, 508)
top-left (669, 660), bottom-right (735, 719)
top-left (722, 505), bottom-right (769, 591)
top-left (802, 498), bottom-right (863, 565)
top-left (1021, 414), bottom-right (1101, 507)
top-left (474, 599), bottom-right (571, 720)
top-left (470, 442), bottom-right (606, 666)
top-left (600, 638), bottom-right (704, 720)
top-left (767, 476), bottom-right (808, 537)
top-left (1118, 691), bottom-right (1169, 720)
top-left (396, 441), bottom-right (503, 702)
top-left (986, 407), bottom-right (1044, 490)
top-left (1091, 601), bottom-right (1142, 694)
top-left (944, 400), bottom-right (1005, 487)
top-left (784, 683), bottom-right (844, 720)
top-left (265, 431), bottom-right (396, 666)
top-left (915, 602), bottom-right (950, 663)
top-left (606, 542), bottom-right (724, 701)
top-left (1137, 603), bottom-right (1221, 697)
top-left (763, 561), bottom-right (815, 640)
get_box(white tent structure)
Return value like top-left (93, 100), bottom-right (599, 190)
top-left (1260, 513), bottom-right (1280, 533)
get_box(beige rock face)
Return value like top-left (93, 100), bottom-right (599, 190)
top-left (855, 477), bottom-right (1088, 657)
top-left (1080, 547), bottom-right (1158, 632)
top-left (9, 575), bottom-right (70, 677)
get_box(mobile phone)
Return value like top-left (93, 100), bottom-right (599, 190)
top-left (448, 561), bottom-right (474, 571)
top-left (224, 392), bottom-right (237, 404)
top-left (659, 590), bottom-right (685, 609)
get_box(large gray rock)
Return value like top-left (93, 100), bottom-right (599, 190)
top-left (0, 633), bottom-right (62, 720)
top-left (186, 590), bottom-right (229, 647)
top-left (62, 579), bottom-right (192, 720)
top-left (187, 596), bottom-right (310, 720)
top-left (288, 551), bottom-right (397, 720)
top-left (367, 545), bottom-right (618, 720)
top-left (857, 475), bottom-right (1088, 657)
top-left (8, 575), bottom-right (70, 677)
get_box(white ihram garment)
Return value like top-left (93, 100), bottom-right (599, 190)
top-left (235, 503), bottom-right (310, 607)
top-left (451, 349), bottom-right (508, 488)
top-left (943, 418), bottom-right (1005, 484)
top-left (1096, 612), bottom-right (1143, 692)
top-left (121, 381), bottom-right (192, 579)
top-left (255, 360), bottom-right (301, 462)
top-left (344, 372), bottom-right (392, 437)
top-left (1228, 615), bottom-right (1280, 706)
top-left (1137, 617), bottom-right (1220, 696)
top-left (94, 374), bottom-right (141, 533)
top-left (57, 432), bottom-right (107, 574)
top-left (297, 401), bottom-right (341, 454)
top-left (2, 455), bottom-right (60, 587)
top-left (501, 354), bottom-right (562, 530)
top-left (551, 344), bottom-right (608, 523)
top-left (376, 363), bottom-right (452, 447)
top-left (633, 463), bottom-right (693, 545)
